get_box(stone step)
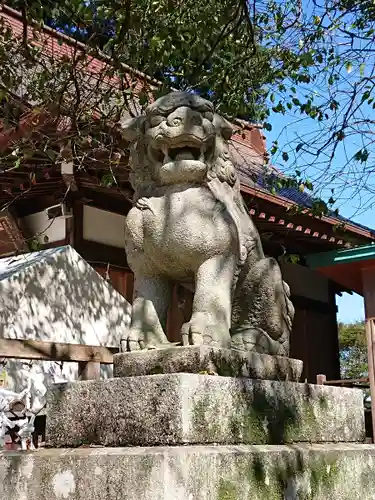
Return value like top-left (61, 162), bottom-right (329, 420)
top-left (45, 373), bottom-right (364, 448)
top-left (1, 443), bottom-right (375, 499)
top-left (113, 346), bottom-right (303, 381)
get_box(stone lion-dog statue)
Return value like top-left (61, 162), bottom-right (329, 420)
top-left (122, 91), bottom-right (294, 355)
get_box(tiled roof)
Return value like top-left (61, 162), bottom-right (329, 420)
top-left (256, 175), bottom-right (375, 237)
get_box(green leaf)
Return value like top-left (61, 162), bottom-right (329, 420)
top-left (282, 152), bottom-right (289, 162)
top-left (301, 52), bottom-right (314, 66)
top-left (361, 91), bottom-right (371, 102)
top-left (360, 63), bottom-right (365, 77)
top-left (313, 16), bottom-right (321, 26)
top-left (354, 149), bottom-right (369, 162)
top-left (345, 61), bottom-right (353, 73)
top-left (138, 92), bottom-right (148, 106)
top-left (289, 254), bottom-right (300, 264)
top-left (263, 122), bottom-right (272, 131)
top-left (270, 143), bottom-right (278, 155)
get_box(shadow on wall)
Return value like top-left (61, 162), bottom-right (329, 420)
top-left (0, 246), bottom-right (131, 392)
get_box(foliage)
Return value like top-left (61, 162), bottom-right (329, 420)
top-left (2, 1), bottom-right (375, 213)
top-left (338, 321), bottom-right (368, 379)
top-left (4, 0), bottom-right (294, 122)
top-left (262, 1), bottom-right (375, 213)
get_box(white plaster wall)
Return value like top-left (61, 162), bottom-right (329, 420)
top-left (0, 246), bottom-right (130, 393)
top-left (20, 210), bottom-right (66, 244)
top-left (281, 262), bottom-right (330, 304)
top-left (83, 205), bottom-right (126, 249)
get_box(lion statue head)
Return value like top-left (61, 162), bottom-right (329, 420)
top-left (121, 91), bottom-right (240, 198)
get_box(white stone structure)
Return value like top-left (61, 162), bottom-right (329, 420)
top-left (0, 245), bottom-right (131, 393)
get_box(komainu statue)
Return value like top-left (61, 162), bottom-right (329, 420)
top-left (122, 91), bottom-right (294, 355)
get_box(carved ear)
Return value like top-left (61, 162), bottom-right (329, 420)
top-left (121, 115), bottom-right (147, 142)
top-left (213, 114), bottom-right (233, 141)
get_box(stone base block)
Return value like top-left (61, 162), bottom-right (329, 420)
top-left (1, 444), bottom-right (375, 499)
top-left (46, 374), bottom-right (364, 447)
top-left (113, 346), bottom-right (303, 381)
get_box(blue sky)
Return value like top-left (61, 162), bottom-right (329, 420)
top-left (267, 111), bottom-right (370, 324)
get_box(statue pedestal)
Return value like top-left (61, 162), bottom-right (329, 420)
top-left (113, 345), bottom-right (303, 380)
top-left (45, 371), bottom-right (364, 448)
top-left (1, 348), bottom-right (374, 500)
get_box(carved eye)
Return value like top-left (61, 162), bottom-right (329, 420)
top-left (171, 117), bottom-right (182, 126)
top-left (149, 116), bottom-right (165, 127)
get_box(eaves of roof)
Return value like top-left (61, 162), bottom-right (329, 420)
top-left (241, 183), bottom-right (375, 241)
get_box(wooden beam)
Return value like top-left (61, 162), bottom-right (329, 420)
top-left (322, 377), bottom-right (369, 386)
top-left (0, 338), bottom-right (117, 364)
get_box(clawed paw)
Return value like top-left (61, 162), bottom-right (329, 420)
top-left (120, 330), bottom-right (145, 352)
top-left (180, 312), bottom-right (230, 348)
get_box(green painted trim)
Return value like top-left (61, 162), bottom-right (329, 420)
top-left (306, 243), bottom-right (375, 269)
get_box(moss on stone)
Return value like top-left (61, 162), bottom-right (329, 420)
top-left (191, 382), bottom-right (325, 445)
top-left (309, 457), bottom-right (340, 496)
top-left (318, 394), bottom-right (329, 411)
top-left (228, 399), bottom-right (267, 444)
top-left (191, 394), bottom-right (222, 441)
top-left (149, 364), bottom-right (164, 375)
top-left (217, 478), bottom-right (238, 500)
top-left (209, 352), bottom-right (244, 378)
top-left (218, 445), bottom-right (342, 500)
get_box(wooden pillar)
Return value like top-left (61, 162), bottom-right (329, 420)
top-left (361, 268), bottom-right (375, 442)
top-left (78, 361), bottom-right (100, 380)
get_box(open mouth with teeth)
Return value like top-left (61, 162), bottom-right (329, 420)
top-left (149, 142), bottom-right (214, 166)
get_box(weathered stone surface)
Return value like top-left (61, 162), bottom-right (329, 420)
top-left (46, 374), bottom-right (364, 447)
top-left (113, 346), bottom-right (303, 381)
top-left (122, 91), bottom-right (294, 355)
top-left (1, 443), bottom-right (375, 499)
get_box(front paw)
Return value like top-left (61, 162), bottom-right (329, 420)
top-left (120, 329), bottom-right (145, 352)
top-left (181, 312), bottom-right (230, 348)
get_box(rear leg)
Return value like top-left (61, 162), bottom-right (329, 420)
top-left (231, 257), bottom-right (294, 355)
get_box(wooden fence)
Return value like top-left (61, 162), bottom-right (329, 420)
top-left (316, 373), bottom-right (370, 388)
top-left (0, 337), bottom-right (118, 380)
